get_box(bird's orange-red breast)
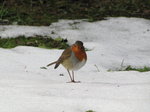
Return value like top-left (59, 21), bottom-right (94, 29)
top-left (47, 40), bottom-right (87, 82)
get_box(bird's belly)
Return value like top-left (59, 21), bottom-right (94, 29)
top-left (62, 52), bottom-right (86, 71)
top-left (72, 59), bottom-right (86, 71)
top-left (62, 58), bottom-right (73, 70)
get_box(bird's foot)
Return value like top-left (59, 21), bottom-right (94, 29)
top-left (67, 80), bottom-right (81, 83)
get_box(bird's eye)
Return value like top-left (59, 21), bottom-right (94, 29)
top-left (80, 46), bottom-right (83, 49)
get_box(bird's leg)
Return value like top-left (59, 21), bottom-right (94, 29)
top-left (72, 71), bottom-right (75, 82)
top-left (71, 71), bottom-right (81, 83)
top-left (66, 70), bottom-right (81, 83)
top-left (67, 69), bottom-right (73, 81)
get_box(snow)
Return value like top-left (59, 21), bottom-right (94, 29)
top-left (0, 25), bottom-right (51, 38)
top-left (1, 17), bottom-right (150, 70)
top-left (0, 17), bottom-right (150, 112)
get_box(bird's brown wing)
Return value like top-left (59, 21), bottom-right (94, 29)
top-left (54, 47), bottom-right (72, 69)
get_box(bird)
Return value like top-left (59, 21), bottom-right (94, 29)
top-left (47, 40), bottom-right (87, 83)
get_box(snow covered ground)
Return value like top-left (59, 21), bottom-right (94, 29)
top-left (0, 17), bottom-right (150, 112)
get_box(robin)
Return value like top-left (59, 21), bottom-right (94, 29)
top-left (47, 40), bottom-right (87, 83)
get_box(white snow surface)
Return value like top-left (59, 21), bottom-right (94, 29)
top-left (1, 17), bottom-right (150, 69)
top-left (0, 17), bottom-right (150, 112)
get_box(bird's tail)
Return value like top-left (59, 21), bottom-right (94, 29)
top-left (47, 61), bottom-right (57, 67)
top-left (54, 62), bottom-right (60, 69)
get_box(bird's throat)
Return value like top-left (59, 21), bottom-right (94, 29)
top-left (71, 47), bottom-right (87, 61)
